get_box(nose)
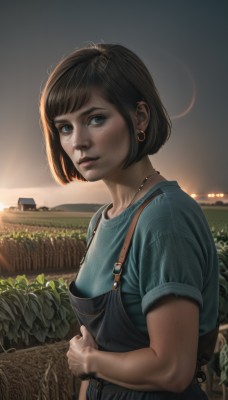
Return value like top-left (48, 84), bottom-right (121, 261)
top-left (72, 126), bottom-right (90, 150)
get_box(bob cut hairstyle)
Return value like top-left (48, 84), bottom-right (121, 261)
top-left (40, 43), bottom-right (171, 184)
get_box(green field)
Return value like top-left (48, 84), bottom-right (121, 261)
top-left (1, 210), bottom-right (92, 230)
top-left (1, 206), bottom-right (228, 232)
top-left (201, 206), bottom-right (228, 231)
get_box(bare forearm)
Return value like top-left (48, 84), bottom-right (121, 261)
top-left (68, 299), bottom-right (198, 393)
top-left (78, 380), bottom-right (89, 400)
top-left (86, 347), bottom-right (192, 392)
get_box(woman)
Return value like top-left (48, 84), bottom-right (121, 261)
top-left (40, 43), bottom-right (219, 399)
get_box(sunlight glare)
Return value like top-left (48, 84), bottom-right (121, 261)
top-left (0, 202), bottom-right (5, 212)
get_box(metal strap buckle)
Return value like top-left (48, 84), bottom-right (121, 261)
top-left (112, 263), bottom-right (123, 290)
top-left (112, 262), bottom-right (122, 275)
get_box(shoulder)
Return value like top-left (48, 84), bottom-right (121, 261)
top-left (143, 180), bottom-right (203, 215)
top-left (138, 181), bottom-right (208, 236)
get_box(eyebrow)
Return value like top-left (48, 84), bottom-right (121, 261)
top-left (54, 107), bottom-right (106, 123)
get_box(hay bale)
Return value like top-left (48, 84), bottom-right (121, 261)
top-left (0, 341), bottom-right (81, 400)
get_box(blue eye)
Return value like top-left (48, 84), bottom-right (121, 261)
top-left (89, 115), bottom-right (106, 126)
top-left (58, 124), bottom-right (72, 135)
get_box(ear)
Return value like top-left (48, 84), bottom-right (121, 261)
top-left (134, 101), bottom-right (150, 131)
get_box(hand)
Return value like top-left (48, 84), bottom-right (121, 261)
top-left (67, 325), bottom-right (97, 377)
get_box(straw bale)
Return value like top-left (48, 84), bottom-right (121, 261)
top-left (0, 341), bottom-right (80, 400)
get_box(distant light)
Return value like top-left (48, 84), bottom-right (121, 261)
top-left (208, 193), bottom-right (224, 198)
top-left (191, 193), bottom-right (197, 198)
top-left (0, 202), bottom-right (5, 212)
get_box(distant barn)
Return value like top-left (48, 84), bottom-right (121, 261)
top-left (18, 198), bottom-right (36, 211)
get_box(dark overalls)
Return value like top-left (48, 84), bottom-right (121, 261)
top-left (68, 191), bottom-right (208, 399)
top-left (69, 283), bottom-right (207, 400)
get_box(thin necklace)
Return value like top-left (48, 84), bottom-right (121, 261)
top-left (105, 170), bottom-right (160, 217)
top-left (81, 170), bottom-right (159, 264)
top-left (127, 170), bottom-right (159, 208)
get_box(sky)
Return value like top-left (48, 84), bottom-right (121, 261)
top-left (0, 0), bottom-right (227, 208)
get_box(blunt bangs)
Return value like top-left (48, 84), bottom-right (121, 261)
top-left (46, 67), bottom-right (94, 122)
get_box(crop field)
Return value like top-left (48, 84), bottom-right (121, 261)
top-left (202, 206), bottom-right (228, 231)
top-left (0, 206), bottom-right (227, 276)
top-left (1, 210), bottom-right (92, 230)
top-left (1, 206), bottom-right (228, 231)
top-left (0, 211), bottom-right (88, 275)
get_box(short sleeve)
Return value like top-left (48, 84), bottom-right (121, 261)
top-left (140, 233), bottom-right (204, 315)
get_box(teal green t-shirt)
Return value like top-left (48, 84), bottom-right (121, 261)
top-left (75, 181), bottom-right (219, 335)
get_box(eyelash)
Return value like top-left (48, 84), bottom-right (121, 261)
top-left (55, 114), bottom-right (106, 135)
top-left (88, 114), bottom-right (106, 125)
top-left (57, 124), bottom-right (72, 135)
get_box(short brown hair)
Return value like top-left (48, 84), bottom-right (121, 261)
top-left (40, 43), bottom-right (171, 184)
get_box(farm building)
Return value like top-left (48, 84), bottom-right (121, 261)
top-left (18, 197), bottom-right (36, 211)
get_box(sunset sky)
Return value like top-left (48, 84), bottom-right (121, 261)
top-left (0, 0), bottom-right (227, 208)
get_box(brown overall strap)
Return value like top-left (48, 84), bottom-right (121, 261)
top-left (112, 188), bottom-right (163, 289)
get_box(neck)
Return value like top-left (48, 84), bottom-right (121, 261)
top-left (103, 157), bottom-right (162, 218)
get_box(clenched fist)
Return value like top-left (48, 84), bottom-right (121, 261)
top-left (67, 325), bottom-right (97, 377)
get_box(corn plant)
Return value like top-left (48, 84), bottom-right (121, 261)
top-left (0, 226), bottom-right (86, 273)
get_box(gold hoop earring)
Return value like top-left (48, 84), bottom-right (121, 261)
top-left (137, 130), bottom-right (146, 142)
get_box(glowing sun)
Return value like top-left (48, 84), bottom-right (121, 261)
top-left (0, 202), bottom-right (5, 212)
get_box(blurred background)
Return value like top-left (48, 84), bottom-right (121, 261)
top-left (0, 0), bottom-right (227, 208)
